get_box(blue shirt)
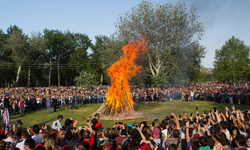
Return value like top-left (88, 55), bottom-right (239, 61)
top-left (46, 99), bottom-right (52, 107)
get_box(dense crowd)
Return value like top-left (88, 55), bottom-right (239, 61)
top-left (0, 82), bottom-right (250, 117)
top-left (0, 105), bottom-right (250, 150)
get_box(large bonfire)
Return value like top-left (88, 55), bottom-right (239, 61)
top-left (90, 36), bottom-right (148, 117)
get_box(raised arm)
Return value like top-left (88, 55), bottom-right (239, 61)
top-left (186, 121), bottom-right (190, 143)
top-left (70, 118), bottom-right (79, 127)
top-left (204, 124), bottom-right (211, 136)
top-left (171, 113), bottom-right (180, 130)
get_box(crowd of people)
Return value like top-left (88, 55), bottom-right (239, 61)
top-left (0, 105), bottom-right (250, 150)
top-left (0, 82), bottom-right (250, 116)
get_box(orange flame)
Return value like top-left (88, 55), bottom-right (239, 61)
top-left (105, 36), bottom-right (148, 116)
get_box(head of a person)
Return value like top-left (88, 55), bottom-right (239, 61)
top-left (109, 128), bottom-right (118, 140)
top-left (235, 134), bottom-right (247, 148)
top-left (62, 145), bottom-right (71, 150)
top-left (7, 130), bottom-right (15, 138)
top-left (139, 142), bottom-right (151, 150)
top-left (168, 144), bottom-right (177, 150)
top-left (191, 137), bottom-right (200, 148)
top-left (206, 136), bottom-right (214, 149)
top-left (95, 113), bottom-right (100, 120)
top-left (131, 129), bottom-right (140, 142)
top-left (153, 127), bottom-right (160, 139)
top-left (34, 144), bottom-right (46, 150)
top-left (44, 139), bottom-right (55, 150)
top-left (102, 129), bottom-right (109, 138)
top-left (231, 126), bottom-right (240, 136)
top-left (42, 131), bottom-right (49, 142)
top-left (73, 143), bottom-right (86, 150)
top-left (199, 137), bottom-right (208, 147)
top-left (220, 121), bottom-right (228, 130)
top-left (247, 137), bottom-right (250, 148)
top-left (120, 129), bottom-right (127, 137)
top-left (33, 125), bottom-right (40, 134)
top-left (212, 132), bottom-right (225, 142)
top-left (65, 130), bottom-right (73, 141)
top-left (102, 143), bottom-right (113, 150)
top-left (83, 130), bottom-right (90, 139)
top-left (24, 138), bottom-right (36, 150)
top-left (172, 129), bottom-right (179, 138)
top-left (183, 112), bottom-right (188, 120)
top-left (58, 115), bottom-right (63, 121)
top-left (0, 141), bottom-right (6, 150)
top-left (64, 119), bottom-right (73, 126)
top-left (22, 131), bottom-right (30, 140)
top-left (49, 129), bottom-right (58, 141)
top-left (127, 127), bottom-right (132, 136)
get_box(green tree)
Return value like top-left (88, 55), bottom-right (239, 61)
top-left (68, 33), bottom-right (92, 74)
top-left (44, 29), bottom-right (75, 86)
top-left (26, 32), bottom-right (47, 87)
top-left (91, 35), bottom-right (124, 85)
top-left (115, 0), bottom-right (206, 84)
top-left (214, 36), bottom-right (250, 82)
top-left (4, 25), bottom-right (28, 86)
top-left (74, 71), bottom-right (98, 89)
top-left (0, 29), bottom-right (14, 87)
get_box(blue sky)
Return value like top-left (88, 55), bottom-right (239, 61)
top-left (1, 0), bottom-right (249, 68)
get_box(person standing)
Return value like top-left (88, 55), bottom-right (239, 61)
top-left (19, 97), bottom-right (24, 115)
top-left (65, 98), bottom-right (69, 110)
top-left (31, 96), bottom-right (36, 111)
top-left (91, 113), bottom-right (100, 130)
top-left (46, 97), bottom-right (52, 114)
top-left (42, 96), bottom-right (46, 109)
top-left (71, 97), bottom-right (77, 110)
top-left (52, 97), bottom-right (57, 112)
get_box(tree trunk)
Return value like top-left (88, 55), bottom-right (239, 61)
top-left (48, 59), bottom-right (51, 87)
top-left (57, 56), bottom-right (61, 87)
top-left (36, 77), bottom-right (38, 87)
top-left (101, 72), bottom-right (103, 85)
top-left (27, 68), bottom-right (31, 87)
top-left (15, 64), bottom-right (22, 87)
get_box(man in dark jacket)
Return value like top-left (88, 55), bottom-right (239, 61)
top-left (71, 97), bottom-right (77, 110)
top-left (31, 96), bottom-right (36, 111)
top-left (52, 97), bottom-right (57, 112)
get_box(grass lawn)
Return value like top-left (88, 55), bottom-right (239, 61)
top-left (3, 101), bottom-right (250, 129)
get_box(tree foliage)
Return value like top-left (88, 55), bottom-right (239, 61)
top-left (115, 0), bottom-right (206, 84)
top-left (74, 71), bottom-right (98, 89)
top-left (214, 36), bottom-right (250, 82)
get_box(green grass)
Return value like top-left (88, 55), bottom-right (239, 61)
top-left (4, 101), bottom-right (250, 128)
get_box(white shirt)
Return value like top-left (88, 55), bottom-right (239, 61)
top-left (16, 140), bottom-right (25, 150)
top-left (154, 139), bottom-right (165, 149)
top-left (225, 129), bottom-right (230, 140)
top-left (32, 134), bottom-right (43, 145)
top-left (161, 129), bottom-right (168, 141)
top-left (52, 120), bottom-right (62, 129)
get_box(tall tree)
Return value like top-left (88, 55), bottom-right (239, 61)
top-left (44, 29), bottom-right (75, 86)
top-left (0, 29), bottom-right (14, 87)
top-left (4, 25), bottom-right (28, 86)
top-left (91, 35), bottom-right (124, 85)
top-left (214, 36), bottom-right (250, 82)
top-left (115, 0), bottom-right (206, 84)
top-left (68, 33), bottom-right (92, 74)
top-left (26, 32), bottom-right (47, 87)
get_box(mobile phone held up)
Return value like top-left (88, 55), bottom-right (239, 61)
top-left (87, 118), bottom-right (89, 123)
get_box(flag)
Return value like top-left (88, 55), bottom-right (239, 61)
top-left (3, 108), bottom-right (11, 131)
